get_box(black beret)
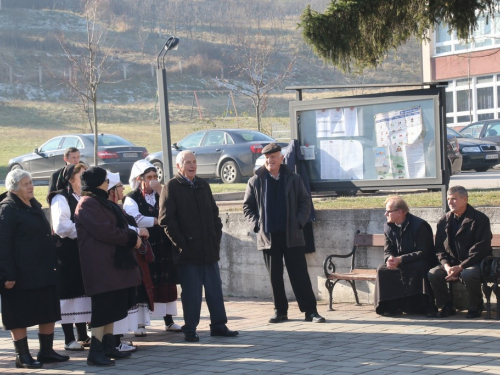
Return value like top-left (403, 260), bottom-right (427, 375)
top-left (262, 143), bottom-right (281, 155)
top-left (81, 166), bottom-right (107, 192)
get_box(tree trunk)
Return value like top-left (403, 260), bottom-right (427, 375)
top-left (255, 99), bottom-right (261, 132)
top-left (93, 94), bottom-right (98, 166)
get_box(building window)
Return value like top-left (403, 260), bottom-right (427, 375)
top-left (434, 14), bottom-right (500, 55)
top-left (456, 90), bottom-right (471, 112)
top-left (478, 113), bottom-right (494, 120)
top-left (477, 87), bottom-right (494, 109)
top-left (457, 115), bottom-right (471, 123)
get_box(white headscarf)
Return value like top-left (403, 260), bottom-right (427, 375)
top-left (107, 171), bottom-right (121, 190)
top-left (129, 160), bottom-right (156, 190)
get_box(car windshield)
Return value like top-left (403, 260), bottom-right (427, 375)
top-left (447, 128), bottom-right (465, 138)
top-left (235, 131), bottom-right (275, 142)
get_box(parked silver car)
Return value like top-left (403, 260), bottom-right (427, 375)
top-left (146, 129), bottom-right (287, 183)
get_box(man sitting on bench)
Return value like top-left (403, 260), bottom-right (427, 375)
top-left (374, 196), bottom-right (436, 317)
top-left (428, 185), bottom-right (492, 319)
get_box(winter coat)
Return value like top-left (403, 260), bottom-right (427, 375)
top-left (158, 174), bottom-right (223, 265)
top-left (435, 204), bottom-right (492, 269)
top-left (0, 192), bottom-right (57, 290)
top-left (243, 164), bottom-right (312, 250)
top-left (384, 213), bottom-right (436, 268)
top-left (74, 195), bottom-right (141, 296)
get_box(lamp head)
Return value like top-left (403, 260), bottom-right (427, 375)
top-left (166, 37), bottom-right (180, 51)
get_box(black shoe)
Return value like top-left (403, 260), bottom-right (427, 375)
top-left (425, 307), bottom-right (437, 318)
top-left (210, 327), bottom-right (239, 337)
top-left (466, 302), bottom-right (484, 319)
top-left (87, 336), bottom-right (115, 366)
top-left (102, 334), bottom-right (131, 359)
top-left (305, 312), bottom-right (326, 323)
top-left (269, 312), bottom-right (288, 323)
top-left (184, 332), bottom-right (200, 342)
top-left (436, 303), bottom-right (456, 318)
top-left (37, 333), bottom-right (70, 363)
top-left (382, 309), bottom-right (402, 317)
top-left (14, 337), bottom-right (43, 369)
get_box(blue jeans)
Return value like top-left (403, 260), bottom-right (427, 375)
top-left (177, 262), bottom-right (228, 334)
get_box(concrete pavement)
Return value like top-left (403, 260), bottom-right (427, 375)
top-left (1, 299), bottom-right (500, 374)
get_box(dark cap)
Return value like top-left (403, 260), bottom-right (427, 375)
top-left (262, 143), bottom-right (281, 155)
top-left (81, 166), bottom-right (107, 192)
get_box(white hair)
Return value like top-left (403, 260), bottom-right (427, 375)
top-left (5, 169), bottom-right (32, 192)
top-left (176, 150), bottom-right (196, 166)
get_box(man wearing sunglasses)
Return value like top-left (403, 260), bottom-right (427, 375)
top-left (374, 196), bottom-right (437, 317)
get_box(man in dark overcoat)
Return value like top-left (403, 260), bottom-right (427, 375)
top-left (374, 196), bottom-right (436, 317)
top-left (243, 143), bottom-right (325, 324)
top-left (158, 150), bottom-right (238, 342)
top-left (428, 185), bottom-right (492, 319)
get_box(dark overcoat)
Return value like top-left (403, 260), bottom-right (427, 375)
top-left (158, 174), bottom-right (223, 265)
top-left (0, 192), bottom-right (57, 290)
top-left (435, 204), bottom-right (492, 269)
top-left (243, 164), bottom-right (311, 250)
top-left (74, 195), bottom-right (141, 296)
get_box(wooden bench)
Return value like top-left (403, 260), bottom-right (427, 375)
top-left (323, 230), bottom-right (500, 318)
top-left (323, 230), bottom-right (379, 311)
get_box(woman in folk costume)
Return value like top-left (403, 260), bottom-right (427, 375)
top-left (106, 171), bottom-right (154, 352)
top-left (123, 160), bottom-right (181, 336)
top-left (47, 163), bottom-right (91, 351)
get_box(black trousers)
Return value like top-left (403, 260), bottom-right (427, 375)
top-left (262, 232), bottom-right (317, 315)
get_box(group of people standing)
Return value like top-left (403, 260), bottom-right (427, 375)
top-left (374, 186), bottom-right (492, 320)
top-left (0, 146), bottom-right (242, 369)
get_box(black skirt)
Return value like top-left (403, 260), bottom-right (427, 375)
top-left (374, 259), bottom-right (433, 315)
top-left (90, 287), bottom-right (137, 328)
top-left (1, 285), bottom-right (61, 330)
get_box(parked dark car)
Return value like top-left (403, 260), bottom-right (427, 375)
top-left (459, 119), bottom-right (500, 146)
top-left (146, 129), bottom-right (287, 183)
top-left (447, 127), bottom-right (499, 172)
top-left (7, 134), bottom-right (148, 182)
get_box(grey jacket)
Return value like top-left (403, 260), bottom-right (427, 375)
top-left (243, 164), bottom-right (311, 250)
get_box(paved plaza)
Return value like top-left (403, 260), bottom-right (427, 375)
top-left (0, 299), bottom-right (499, 374)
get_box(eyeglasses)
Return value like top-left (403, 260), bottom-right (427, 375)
top-left (105, 179), bottom-right (110, 184)
top-left (115, 184), bottom-right (123, 188)
top-left (385, 209), bottom-right (400, 214)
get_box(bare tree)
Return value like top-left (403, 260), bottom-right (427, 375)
top-left (229, 33), bottom-right (294, 132)
top-left (52, 0), bottom-right (119, 165)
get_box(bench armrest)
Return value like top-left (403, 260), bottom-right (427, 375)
top-left (481, 256), bottom-right (500, 282)
top-left (323, 230), bottom-right (360, 278)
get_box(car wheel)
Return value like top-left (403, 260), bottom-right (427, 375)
top-left (336, 189), bottom-right (357, 197)
top-left (220, 160), bottom-right (242, 184)
top-left (9, 163), bottom-right (23, 172)
top-left (153, 161), bottom-right (164, 183)
top-left (475, 167), bottom-right (490, 172)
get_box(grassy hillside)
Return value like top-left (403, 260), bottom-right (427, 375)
top-left (0, 1), bottom-right (422, 179)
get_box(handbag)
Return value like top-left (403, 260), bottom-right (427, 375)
top-left (138, 238), bottom-right (155, 263)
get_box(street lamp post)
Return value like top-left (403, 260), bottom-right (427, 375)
top-left (156, 36), bottom-right (179, 182)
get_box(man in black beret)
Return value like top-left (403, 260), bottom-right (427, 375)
top-left (243, 143), bottom-right (325, 323)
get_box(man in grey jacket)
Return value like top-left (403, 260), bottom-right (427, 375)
top-left (243, 143), bottom-right (325, 323)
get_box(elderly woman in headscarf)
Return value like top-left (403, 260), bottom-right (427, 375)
top-left (123, 160), bottom-right (181, 337)
top-left (47, 162), bottom-right (91, 351)
top-left (74, 167), bottom-right (141, 367)
top-left (0, 169), bottom-right (69, 369)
